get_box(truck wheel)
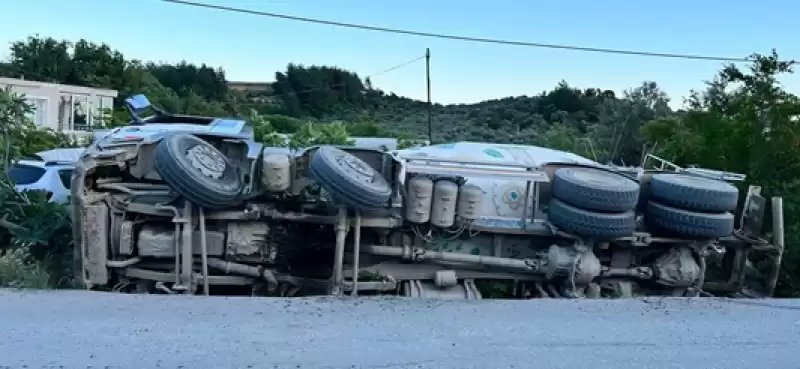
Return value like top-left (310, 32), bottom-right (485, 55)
top-left (552, 167), bottom-right (640, 212)
top-left (309, 146), bottom-right (392, 211)
top-left (648, 173), bottom-right (738, 212)
top-left (646, 201), bottom-right (734, 238)
top-left (154, 134), bottom-right (243, 209)
top-left (548, 198), bottom-right (636, 238)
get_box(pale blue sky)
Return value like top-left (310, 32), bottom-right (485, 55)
top-left (1, 0), bottom-right (798, 107)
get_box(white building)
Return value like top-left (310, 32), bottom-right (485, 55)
top-left (0, 77), bottom-right (118, 133)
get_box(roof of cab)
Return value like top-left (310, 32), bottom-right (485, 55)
top-left (93, 118), bottom-right (251, 145)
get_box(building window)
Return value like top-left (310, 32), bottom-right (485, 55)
top-left (72, 94), bottom-right (89, 131)
top-left (93, 96), bottom-right (114, 128)
top-left (24, 98), bottom-right (47, 127)
top-left (58, 95), bottom-right (72, 131)
top-left (57, 93), bottom-right (115, 132)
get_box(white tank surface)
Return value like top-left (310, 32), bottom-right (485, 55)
top-left (394, 142), bottom-right (598, 219)
top-left (261, 153), bottom-right (292, 192)
top-left (430, 180), bottom-right (459, 228)
top-left (457, 184), bottom-right (483, 220)
top-left (405, 176), bottom-right (434, 223)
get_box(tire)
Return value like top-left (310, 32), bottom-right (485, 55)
top-left (154, 134), bottom-right (243, 209)
top-left (552, 167), bottom-right (640, 213)
top-left (646, 201), bottom-right (734, 239)
top-left (548, 198), bottom-right (636, 238)
top-left (308, 146), bottom-right (392, 211)
top-left (649, 173), bottom-right (738, 212)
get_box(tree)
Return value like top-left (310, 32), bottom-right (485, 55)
top-left (2, 35), bottom-right (236, 118)
top-left (0, 88), bottom-right (76, 289)
top-left (6, 36), bottom-right (72, 83)
top-left (0, 87), bottom-right (31, 166)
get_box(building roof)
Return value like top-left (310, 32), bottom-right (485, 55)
top-left (0, 77), bottom-right (118, 97)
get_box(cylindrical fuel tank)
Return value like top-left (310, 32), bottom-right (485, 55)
top-left (261, 154), bottom-right (292, 192)
top-left (405, 177), bottom-right (434, 223)
top-left (457, 184), bottom-right (483, 220)
top-left (430, 180), bottom-right (459, 228)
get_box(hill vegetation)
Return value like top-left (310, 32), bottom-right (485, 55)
top-left (1, 35), bottom-right (800, 296)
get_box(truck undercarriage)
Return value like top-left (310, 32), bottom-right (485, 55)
top-left (70, 96), bottom-right (786, 300)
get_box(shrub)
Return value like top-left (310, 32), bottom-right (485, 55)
top-left (0, 174), bottom-right (75, 289)
top-left (0, 248), bottom-right (52, 289)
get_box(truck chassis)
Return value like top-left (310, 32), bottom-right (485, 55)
top-left (70, 96), bottom-right (785, 300)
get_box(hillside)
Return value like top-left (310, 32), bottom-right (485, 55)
top-left (1, 36), bottom-right (673, 165)
top-left (256, 65), bottom-right (676, 165)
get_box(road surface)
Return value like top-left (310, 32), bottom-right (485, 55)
top-left (1, 289), bottom-right (799, 369)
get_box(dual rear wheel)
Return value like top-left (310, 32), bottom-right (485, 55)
top-left (547, 167), bottom-right (738, 239)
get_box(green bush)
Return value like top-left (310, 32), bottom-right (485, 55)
top-left (0, 173), bottom-right (75, 289)
top-left (0, 248), bottom-right (52, 289)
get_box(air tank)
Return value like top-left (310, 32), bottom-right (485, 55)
top-left (261, 154), bottom-right (291, 192)
top-left (405, 177), bottom-right (434, 223)
top-left (430, 180), bottom-right (459, 228)
top-left (457, 184), bottom-right (483, 221)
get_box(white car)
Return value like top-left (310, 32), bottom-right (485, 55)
top-left (8, 158), bottom-right (76, 204)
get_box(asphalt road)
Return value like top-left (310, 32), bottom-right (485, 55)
top-left (1, 290), bottom-right (799, 369)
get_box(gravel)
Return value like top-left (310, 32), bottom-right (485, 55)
top-left (1, 289), bottom-right (799, 369)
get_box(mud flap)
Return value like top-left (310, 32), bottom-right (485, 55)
top-left (83, 204), bottom-right (109, 286)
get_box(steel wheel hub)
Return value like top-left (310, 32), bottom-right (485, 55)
top-left (339, 154), bottom-right (373, 182)
top-left (187, 145), bottom-right (225, 179)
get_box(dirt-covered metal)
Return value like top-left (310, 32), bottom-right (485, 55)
top-left (69, 95), bottom-right (786, 299)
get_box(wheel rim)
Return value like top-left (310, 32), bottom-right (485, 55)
top-left (338, 152), bottom-right (375, 183)
top-left (186, 144), bottom-right (226, 179)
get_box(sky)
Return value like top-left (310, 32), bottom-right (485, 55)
top-left (1, 0), bottom-right (799, 108)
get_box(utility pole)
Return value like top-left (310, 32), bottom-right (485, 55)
top-left (425, 48), bottom-right (432, 144)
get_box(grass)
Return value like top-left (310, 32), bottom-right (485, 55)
top-left (0, 248), bottom-right (53, 289)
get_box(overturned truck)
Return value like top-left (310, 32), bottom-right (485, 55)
top-left (71, 95), bottom-right (785, 299)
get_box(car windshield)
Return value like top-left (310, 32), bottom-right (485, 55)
top-left (7, 164), bottom-right (46, 185)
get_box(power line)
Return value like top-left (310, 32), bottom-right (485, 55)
top-left (163, 0), bottom-right (755, 63)
top-left (369, 55), bottom-right (425, 78)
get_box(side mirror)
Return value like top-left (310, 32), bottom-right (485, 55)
top-left (124, 94), bottom-right (152, 115)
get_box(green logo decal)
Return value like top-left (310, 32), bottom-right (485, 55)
top-left (483, 148), bottom-right (504, 158)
